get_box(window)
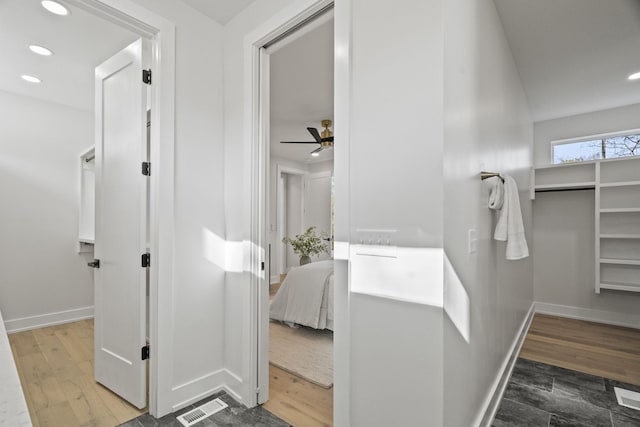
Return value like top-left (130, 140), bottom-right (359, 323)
top-left (551, 130), bottom-right (640, 164)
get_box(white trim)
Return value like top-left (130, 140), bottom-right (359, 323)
top-left (332, 0), bottom-right (352, 423)
top-left (169, 369), bottom-right (244, 412)
top-left (246, 0), bottom-right (335, 408)
top-left (74, 0), bottom-right (176, 418)
top-left (551, 128), bottom-right (640, 146)
top-left (5, 306), bottom-right (95, 334)
top-left (476, 303), bottom-right (535, 427)
top-left (264, 7), bottom-right (335, 54)
top-left (534, 301), bottom-right (640, 330)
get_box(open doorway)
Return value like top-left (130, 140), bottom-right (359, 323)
top-left (0, 0), bottom-right (172, 422)
top-left (259, 8), bottom-right (335, 426)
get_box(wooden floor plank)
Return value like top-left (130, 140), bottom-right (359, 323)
top-left (263, 364), bottom-right (333, 427)
top-left (264, 279), bottom-right (333, 426)
top-left (10, 320), bottom-right (145, 426)
top-left (520, 314), bottom-right (640, 386)
top-left (35, 401), bottom-right (81, 427)
top-left (12, 317), bottom-right (334, 426)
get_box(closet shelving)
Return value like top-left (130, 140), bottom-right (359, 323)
top-left (533, 156), bottom-right (640, 294)
top-left (596, 157), bottom-right (640, 293)
top-left (533, 161), bottom-right (597, 193)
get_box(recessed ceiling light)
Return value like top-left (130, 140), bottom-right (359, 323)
top-left (29, 45), bottom-right (53, 56)
top-left (41, 1), bottom-right (69, 16)
top-left (311, 152), bottom-right (320, 157)
top-left (21, 75), bottom-right (41, 83)
top-left (628, 71), bottom-right (640, 81)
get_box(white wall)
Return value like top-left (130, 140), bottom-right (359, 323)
top-left (442, 0), bottom-right (534, 426)
top-left (126, 0), bottom-right (227, 416)
top-left (533, 105), bottom-right (640, 325)
top-left (346, 0), bottom-right (446, 424)
top-left (533, 190), bottom-right (640, 321)
top-left (0, 90), bottom-right (95, 330)
top-left (533, 103), bottom-right (640, 166)
top-left (222, 0), bottom-right (296, 405)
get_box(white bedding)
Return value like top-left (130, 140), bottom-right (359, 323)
top-left (270, 260), bottom-right (334, 330)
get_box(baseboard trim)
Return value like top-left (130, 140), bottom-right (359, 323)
top-left (169, 369), bottom-right (245, 413)
top-left (270, 275), bottom-right (279, 285)
top-left (534, 302), bottom-right (640, 330)
top-left (475, 302), bottom-right (535, 427)
top-left (5, 306), bottom-right (94, 333)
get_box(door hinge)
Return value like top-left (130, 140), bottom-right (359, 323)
top-left (142, 161), bottom-right (150, 176)
top-left (142, 69), bottom-right (152, 85)
top-left (141, 345), bottom-right (150, 360)
top-left (261, 261), bottom-right (265, 271)
top-left (141, 253), bottom-right (150, 268)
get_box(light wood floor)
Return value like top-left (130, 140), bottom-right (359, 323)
top-left (263, 365), bottom-right (333, 427)
top-left (9, 319), bottom-right (145, 426)
top-left (265, 277), bottom-right (333, 426)
top-left (520, 314), bottom-right (640, 386)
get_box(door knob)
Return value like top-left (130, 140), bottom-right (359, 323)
top-left (88, 259), bottom-right (100, 268)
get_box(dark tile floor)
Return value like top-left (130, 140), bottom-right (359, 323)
top-left (117, 391), bottom-right (290, 427)
top-left (493, 358), bottom-right (640, 427)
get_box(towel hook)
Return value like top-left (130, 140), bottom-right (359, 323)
top-left (480, 171), bottom-right (504, 183)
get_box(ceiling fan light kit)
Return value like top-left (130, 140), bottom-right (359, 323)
top-left (280, 119), bottom-right (334, 156)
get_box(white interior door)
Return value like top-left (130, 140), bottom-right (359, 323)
top-left (305, 171), bottom-right (332, 260)
top-left (93, 39), bottom-right (148, 409)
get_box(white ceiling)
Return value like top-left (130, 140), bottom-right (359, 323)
top-left (180, 0), bottom-right (257, 25)
top-left (494, 0), bottom-right (640, 122)
top-left (0, 0), bottom-right (138, 112)
top-left (270, 17), bottom-right (334, 164)
top-left (11, 1), bottom-right (628, 144)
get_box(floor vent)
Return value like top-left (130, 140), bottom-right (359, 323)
top-left (614, 387), bottom-right (640, 411)
top-left (177, 398), bottom-right (228, 427)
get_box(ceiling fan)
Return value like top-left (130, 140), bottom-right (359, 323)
top-left (280, 119), bottom-right (334, 156)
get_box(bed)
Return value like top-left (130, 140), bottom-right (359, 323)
top-left (269, 260), bottom-right (334, 330)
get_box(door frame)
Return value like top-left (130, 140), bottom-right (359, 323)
top-left (245, 0), bottom-right (341, 411)
top-left (68, 0), bottom-right (175, 417)
top-left (276, 164), bottom-right (307, 281)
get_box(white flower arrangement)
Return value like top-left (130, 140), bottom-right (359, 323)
top-left (282, 226), bottom-right (329, 258)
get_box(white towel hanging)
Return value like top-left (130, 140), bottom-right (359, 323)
top-left (493, 175), bottom-right (529, 260)
top-left (486, 176), bottom-right (504, 210)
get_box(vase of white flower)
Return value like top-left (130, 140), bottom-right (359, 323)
top-left (282, 226), bottom-right (329, 265)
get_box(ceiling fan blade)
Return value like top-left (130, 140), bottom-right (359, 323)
top-left (310, 146), bottom-right (323, 155)
top-left (280, 141), bottom-right (320, 144)
top-left (307, 127), bottom-right (322, 143)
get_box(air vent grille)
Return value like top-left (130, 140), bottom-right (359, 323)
top-left (614, 387), bottom-right (640, 411)
top-left (177, 398), bottom-right (228, 427)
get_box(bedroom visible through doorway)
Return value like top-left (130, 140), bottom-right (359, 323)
top-left (261, 8), bottom-right (335, 426)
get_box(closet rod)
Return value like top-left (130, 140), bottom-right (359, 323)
top-left (85, 155), bottom-right (95, 162)
top-left (480, 171), bottom-right (504, 183)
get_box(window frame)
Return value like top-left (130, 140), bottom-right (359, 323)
top-left (550, 128), bottom-right (640, 164)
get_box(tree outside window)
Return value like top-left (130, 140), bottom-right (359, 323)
top-left (552, 132), bottom-right (640, 164)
